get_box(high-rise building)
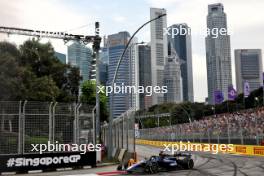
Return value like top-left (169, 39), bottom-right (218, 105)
top-left (129, 38), bottom-right (140, 111)
top-left (98, 60), bottom-right (108, 86)
top-left (205, 3), bottom-right (232, 104)
top-left (107, 31), bottom-right (136, 118)
top-left (99, 43), bottom-right (109, 86)
top-left (164, 46), bottom-right (182, 103)
top-left (67, 42), bottom-right (93, 83)
top-left (55, 52), bottom-right (66, 64)
top-left (168, 24), bottom-right (193, 102)
top-left (138, 44), bottom-right (152, 109)
top-left (100, 47), bottom-right (109, 64)
top-left (150, 8), bottom-right (168, 105)
top-left (235, 49), bottom-right (263, 94)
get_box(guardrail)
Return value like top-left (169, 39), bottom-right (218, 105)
top-left (136, 139), bottom-right (264, 157)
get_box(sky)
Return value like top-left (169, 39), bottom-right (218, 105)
top-left (0, 0), bottom-right (264, 102)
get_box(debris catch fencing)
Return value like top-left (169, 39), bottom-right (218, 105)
top-left (101, 110), bottom-right (135, 154)
top-left (0, 101), bottom-right (94, 155)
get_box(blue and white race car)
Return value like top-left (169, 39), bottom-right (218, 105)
top-left (125, 152), bottom-right (194, 174)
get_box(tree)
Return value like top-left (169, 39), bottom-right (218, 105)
top-left (81, 80), bottom-right (108, 122)
top-left (0, 40), bottom-right (82, 102)
top-left (21, 75), bottom-right (59, 101)
top-left (0, 42), bottom-right (24, 100)
top-left (19, 39), bottom-right (82, 102)
top-left (67, 67), bottom-right (82, 102)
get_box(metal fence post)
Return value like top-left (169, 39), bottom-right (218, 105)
top-left (48, 102), bottom-right (54, 142)
top-left (226, 118), bottom-right (231, 144)
top-left (132, 111), bottom-right (136, 154)
top-left (119, 121), bottom-right (121, 149)
top-left (112, 123), bottom-right (114, 148)
top-left (18, 101), bottom-right (23, 154)
top-left (116, 122), bottom-right (119, 148)
top-left (256, 134), bottom-right (259, 145)
top-left (114, 123), bottom-right (116, 148)
top-left (92, 106), bottom-right (96, 145)
top-left (73, 103), bottom-right (77, 144)
top-left (22, 100), bottom-right (27, 154)
top-left (207, 129), bottom-right (210, 144)
top-left (255, 118), bottom-right (259, 145)
top-left (75, 103), bottom-right (82, 144)
top-left (122, 115), bottom-right (124, 148)
top-left (52, 102), bottom-right (57, 144)
top-left (126, 112), bottom-right (129, 150)
top-left (239, 121), bottom-right (244, 145)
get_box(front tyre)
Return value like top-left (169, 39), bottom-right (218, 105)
top-left (145, 161), bottom-right (159, 174)
top-left (151, 162), bottom-right (159, 173)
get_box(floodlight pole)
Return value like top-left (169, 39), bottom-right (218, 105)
top-left (107, 14), bottom-right (167, 159)
top-left (94, 22), bottom-right (101, 144)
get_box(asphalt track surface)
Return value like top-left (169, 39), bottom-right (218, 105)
top-left (136, 145), bottom-right (264, 176)
top-left (8, 145), bottom-right (264, 176)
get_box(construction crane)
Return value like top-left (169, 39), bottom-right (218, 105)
top-left (0, 23), bottom-right (101, 144)
top-left (0, 25), bottom-right (100, 45)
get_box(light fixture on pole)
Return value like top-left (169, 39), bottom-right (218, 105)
top-left (107, 14), bottom-right (166, 159)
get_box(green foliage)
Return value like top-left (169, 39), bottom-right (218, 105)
top-left (24, 76), bottom-right (59, 101)
top-left (25, 136), bottom-right (49, 145)
top-left (0, 43), bottom-right (24, 100)
top-left (0, 39), bottom-right (82, 102)
top-left (81, 80), bottom-right (108, 122)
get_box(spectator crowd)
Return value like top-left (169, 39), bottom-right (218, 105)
top-left (140, 107), bottom-right (264, 145)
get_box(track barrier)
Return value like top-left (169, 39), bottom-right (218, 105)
top-left (136, 139), bottom-right (264, 157)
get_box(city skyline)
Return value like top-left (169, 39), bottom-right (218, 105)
top-left (0, 0), bottom-right (264, 102)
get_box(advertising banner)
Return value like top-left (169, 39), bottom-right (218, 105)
top-left (0, 152), bottom-right (96, 173)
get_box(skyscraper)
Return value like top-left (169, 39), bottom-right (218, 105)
top-left (168, 24), bottom-right (193, 102)
top-left (235, 49), bottom-right (263, 94)
top-left (98, 60), bottom-right (108, 86)
top-left (67, 42), bottom-right (93, 83)
top-left (99, 41), bottom-right (109, 86)
top-left (150, 8), bottom-right (168, 105)
top-left (138, 44), bottom-right (152, 109)
top-left (107, 31), bottom-right (134, 118)
top-left (205, 3), bottom-right (232, 104)
top-left (100, 36), bottom-right (109, 65)
top-left (129, 38), bottom-right (140, 111)
top-left (164, 47), bottom-right (182, 103)
top-left (55, 52), bottom-right (66, 64)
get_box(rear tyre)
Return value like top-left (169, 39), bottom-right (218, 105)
top-left (184, 159), bottom-right (194, 169)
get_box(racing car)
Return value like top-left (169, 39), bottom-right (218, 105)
top-left (124, 152), bottom-right (194, 174)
